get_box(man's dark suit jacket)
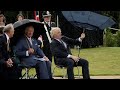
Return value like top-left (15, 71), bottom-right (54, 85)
top-left (15, 36), bottom-right (45, 66)
top-left (50, 36), bottom-right (81, 59)
top-left (0, 34), bottom-right (10, 65)
top-left (0, 34), bottom-right (22, 79)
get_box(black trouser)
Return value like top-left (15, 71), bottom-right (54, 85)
top-left (35, 61), bottom-right (52, 79)
top-left (57, 58), bottom-right (90, 79)
top-left (0, 63), bottom-right (21, 79)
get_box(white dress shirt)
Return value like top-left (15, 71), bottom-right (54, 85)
top-left (5, 33), bottom-right (10, 51)
top-left (27, 37), bottom-right (33, 45)
top-left (5, 33), bottom-right (9, 43)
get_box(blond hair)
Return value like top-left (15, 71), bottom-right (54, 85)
top-left (50, 27), bottom-right (61, 38)
top-left (3, 23), bottom-right (14, 33)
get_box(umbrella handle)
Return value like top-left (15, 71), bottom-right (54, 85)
top-left (83, 28), bottom-right (85, 33)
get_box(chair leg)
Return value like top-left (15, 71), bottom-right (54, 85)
top-left (33, 74), bottom-right (37, 79)
top-left (27, 68), bottom-right (37, 79)
top-left (19, 68), bottom-right (26, 79)
top-left (25, 68), bottom-right (28, 79)
top-left (62, 67), bottom-right (67, 79)
top-left (77, 66), bottom-right (80, 79)
top-left (24, 68), bottom-right (30, 79)
top-left (19, 67), bottom-right (37, 79)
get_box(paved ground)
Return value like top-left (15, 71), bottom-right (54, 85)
top-left (53, 76), bottom-right (120, 79)
top-left (21, 75), bottom-right (120, 79)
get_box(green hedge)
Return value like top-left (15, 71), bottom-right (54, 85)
top-left (116, 31), bottom-right (120, 46)
top-left (104, 28), bottom-right (120, 47)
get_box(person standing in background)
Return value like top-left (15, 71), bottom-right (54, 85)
top-left (17, 14), bottom-right (24, 21)
top-left (0, 14), bottom-right (6, 26)
top-left (41, 11), bottom-right (56, 62)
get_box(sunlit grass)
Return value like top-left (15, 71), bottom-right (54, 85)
top-left (22, 47), bottom-right (120, 76)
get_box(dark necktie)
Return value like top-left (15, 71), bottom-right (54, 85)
top-left (25, 37), bottom-right (33, 48)
top-left (45, 22), bottom-right (51, 30)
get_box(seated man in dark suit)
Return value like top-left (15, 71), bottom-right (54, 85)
top-left (50, 27), bottom-right (90, 79)
top-left (0, 24), bottom-right (21, 79)
top-left (15, 25), bottom-right (52, 79)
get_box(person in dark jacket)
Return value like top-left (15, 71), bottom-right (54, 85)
top-left (15, 25), bottom-right (53, 79)
top-left (41, 11), bottom-right (56, 62)
top-left (0, 24), bottom-right (21, 79)
top-left (50, 27), bottom-right (90, 79)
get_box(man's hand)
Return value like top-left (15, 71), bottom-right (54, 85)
top-left (71, 55), bottom-right (80, 62)
top-left (43, 56), bottom-right (49, 61)
top-left (28, 48), bottom-right (34, 54)
top-left (6, 58), bottom-right (13, 67)
top-left (80, 33), bottom-right (85, 40)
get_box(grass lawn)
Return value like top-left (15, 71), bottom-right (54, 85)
top-left (23, 47), bottom-right (120, 76)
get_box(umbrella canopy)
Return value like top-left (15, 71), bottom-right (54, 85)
top-left (11, 19), bottom-right (44, 46)
top-left (62, 11), bottom-right (116, 30)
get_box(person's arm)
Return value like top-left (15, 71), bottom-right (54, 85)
top-left (36, 47), bottom-right (45, 58)
top-left (15, 40), bottom-right (28, 57)
top-left (33, 39), bottom-right (45, 57)
top-left (61, 36), bottom-right (81, 45)
top-left (62, 33), bottom-right (85, 45)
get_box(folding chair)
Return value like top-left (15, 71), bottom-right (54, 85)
top-left (52, 56), bottom-right (81, 79)
top-left (18, 64), bottom-right (37, 79)
top-left (13, 47), bottom-right (37, 79)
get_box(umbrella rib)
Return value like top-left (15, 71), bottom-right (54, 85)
top-left (69, 11), bottom-right (83, 30)
top-left (98, 18), bottom-right (111, 29)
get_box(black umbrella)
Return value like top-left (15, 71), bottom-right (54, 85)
top-left (11, 19), bottom-right (44, 46)
top-left (62, 11), bottom-right (116, 30)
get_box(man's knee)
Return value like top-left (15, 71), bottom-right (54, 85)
top-left (47, 60), bottom-right (51, 65)
top-left (46, 61), bottom-right (51, 67)
top-left (37, 61), bottom-right (47, 67)
top-left (82, 59), bottom-right (89, 66)
top-left (66, 59), bottom-right (74, 67)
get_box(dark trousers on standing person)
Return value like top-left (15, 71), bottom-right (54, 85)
top-left (42, 41), bottom-right (52, 62)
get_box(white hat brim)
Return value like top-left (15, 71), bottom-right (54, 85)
top-left (43, 14), bottom-right (51, 17)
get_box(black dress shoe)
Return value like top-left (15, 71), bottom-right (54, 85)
top-left (50, 78), bottom-right (54, 79)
